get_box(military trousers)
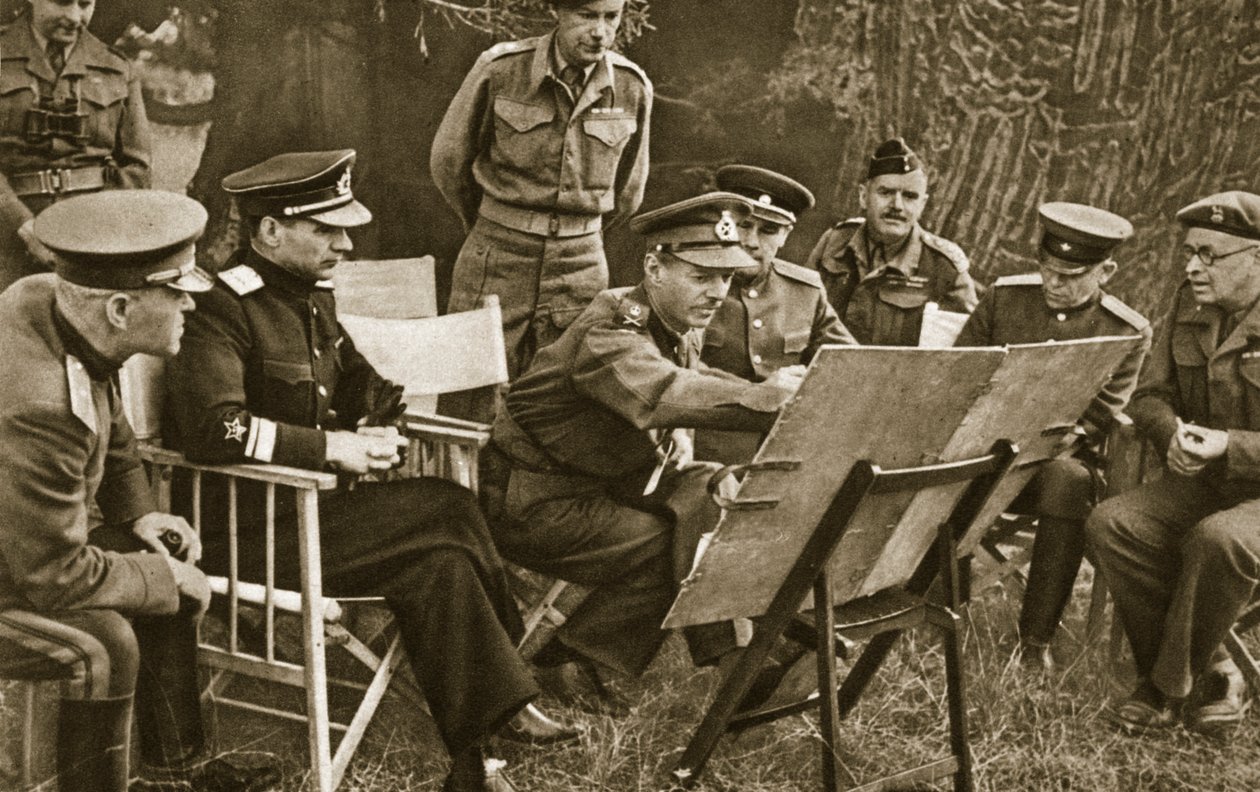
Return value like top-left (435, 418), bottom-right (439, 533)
top-left (495, 462), bottom-right (737, 677)
top-left (0, 524), bottom-right (207, 770)
top-left (448, 216), bottom-right (607, 380)
top-left (1086, 473), bottom-right (1260, 698)
top-left (192, 475), bottom-right (538, 754)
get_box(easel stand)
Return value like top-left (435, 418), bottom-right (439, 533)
top-left (669, 440), bottom-right (1017, 792)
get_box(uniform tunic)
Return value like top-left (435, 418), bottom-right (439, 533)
top-left (0, 275), bottom-right (202, 767)
top-left (431, 32), bottom-right (652, 378)
top-left (488, 284), bottom-right (792, 675)
top-left (0, 21), bottom-right (151, 289)
top-left (163, 249), bottom-right (539, 753)
top-left (1089, 282), bottom-right (1260, 698)
top-left (805, 219), bottom-right (977, 346)
top-left (696, 258), bottom-right (856, 463)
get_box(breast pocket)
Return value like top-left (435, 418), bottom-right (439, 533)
top-left (261, 359), bottom-right (315, 423)
top-left (78, 71), bottom-right (129, 152)
top-left (870, 286), bottom-right (928, 346)
top-left (493, 96), bottom-right (555, 169)
top-left (581, 114), bottom-right (636, 191)
top-left (0, 69), bottom-right (35, 139)
top-left (782, 328), bottom-right (811, 356)
top-left (1171, 328), bottom-right (1208, 416)
top-left (1239, 355), bottom-right (1260, 428)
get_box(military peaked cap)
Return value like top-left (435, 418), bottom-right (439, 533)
top-left (716, 164), bottom-right (814, 225)
top-left (630, 192), bottom-right (757, 270)
top-left (1176, 191), bottom-right (1260, 241)
top-left (33, 190), bottom-right (212, 292)
top-left (222, 149), bottom-right (372, 228)
top-left (867, 137), bottom-right (924, 180)
top-left (1038, 202), bottom-right (1133, 274)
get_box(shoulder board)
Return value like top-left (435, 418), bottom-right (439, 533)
top-left (1100, 293), bottom-right (1150, 332)
top-left (65, 355), bottom-right (96, 432)
top-left (75, 31), bottom-right (128, 72)
top-left (994, 273), bottom-right (1043, 288)
top-left (772, 259), bottom-right (822, 287)
top-left (920, 231), bottom-right (970, 272)
top-left (835, 217), bottom-right (865, 230)
top-left (607, 51), bottom-right (650, 86)
top-left (217, 265), bottom-right (264, 296)
top-left (483, 38), bottom-right (536, 62)
top-left (613, 294), bottom-right (650, 329)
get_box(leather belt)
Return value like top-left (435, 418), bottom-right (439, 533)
top-left (479, 194), bottom-right (601, 238)
top-left (10, 166), bottom-right (107, 197)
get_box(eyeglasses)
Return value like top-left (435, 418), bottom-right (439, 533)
top-left (1182, 243), bottom-right (1259, 267)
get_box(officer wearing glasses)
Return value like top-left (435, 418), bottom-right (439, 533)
top-left (1088, 191), bottom-right (1260, 736)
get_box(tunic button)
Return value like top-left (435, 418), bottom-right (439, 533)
top-left (1056, 313), bottom-right (1066, 321)
top-left (752, 319), bottom-right (764, 329)
top-left (311, 305), bottom-right (319, 316)
top-left (318, 385), bottom-right (328, 397)
top-left (313, 348), bottom-right (321, 359)
top-left (747, 289), bottom-right (759, 298)
top-left (752, 354), bottom-right (763, 364)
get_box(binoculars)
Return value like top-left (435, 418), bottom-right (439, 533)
top-left (23, 95), bottom-right (88, 146)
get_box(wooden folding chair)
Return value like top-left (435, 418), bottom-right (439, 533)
top-left (670, 440), bottom-right (1017, 792)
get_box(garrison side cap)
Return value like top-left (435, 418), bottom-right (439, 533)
top-left (1176, 191), bottom-right (1260, 242)
top-left (867, 137), bottom-right (923, 180)
top-left (222, 149), bottom-right (372, 228)
top-left (1038, 201), bottom-right (1133, 274)
top-left (630, 192), bottom-right (758, 270)
top-left (33, 190), bottom-right (212, 292)
top-left (715, 164), bottom-right (814, 225)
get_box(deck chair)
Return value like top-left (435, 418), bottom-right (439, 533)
top-left (121, 269), bottom-right (510, 792)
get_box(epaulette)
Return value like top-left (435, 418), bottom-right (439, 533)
top-left (607, 51), bottom-right (651, 87)
top-left (217, 264), bottom-right (264, 296)
top-left (1100, 293), bottom-right (1150, 332)
top-left (65, 356), bottom-right (96, 432)
top-left (921, 231), bottom-right (971, 273)
top-left (994, 273), bottom-right (1043, 288)
top-left (772, 258), bottom-right (823, 288)
top-left (614, 294), bottom-right (650, 329)
top-left (483, 38), bottom-right (536, 62)
top-left (834, 217), bottom-right (865, 230)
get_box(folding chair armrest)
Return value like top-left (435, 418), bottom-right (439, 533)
top-left (207, 575), bottom-right (343, 623)
top-left (138, 443), bottom-right (339, 491)
top-left (401, 413), bottom-right (491, 447)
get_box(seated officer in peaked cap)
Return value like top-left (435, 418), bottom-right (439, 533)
top-left (697, 164), bottom-right (857, 465)
top-left (805, 137), bottom-right (978, 345)
top-left (955, 202), bottom-right (1151, 673)
top-left (1089, 191), bottom-right (1260, 736)
top-left (163, 150), bottom-right (573, 792)
top-left (0, 191), bottom-right (282, 792)
top-left (484, 192), bottom-right (807, 707)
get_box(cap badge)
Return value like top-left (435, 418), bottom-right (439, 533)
top-left (629, 304), bottom-right (642, 316)
top-left (714, 210), bottom-right (739, 242)
top-left (1211, 205), bottom-right (1225, 224)
top-left (223, 416), bottom-right (247, 443)
top-left (757, 194), bottom-right (773, 205)
top-left (1058, 241), bottom-right (1072, 252)
top-left (336, 169), bottom-right (352, 195)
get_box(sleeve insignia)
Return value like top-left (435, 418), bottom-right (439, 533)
top-left (223, 416), bottom-right (247, 443)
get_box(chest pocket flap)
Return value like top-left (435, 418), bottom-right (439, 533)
top-left (782, 328), bottom-right (811, 355)
top-left (582, 115), bottom-right (636, 147)
top-left (262, 359), bottom-right (314, 385)
top-left (1241, 355), bottom-right (1260, 390)
top-left (494, 96), bottom-right (553, 132)
top-left (702, 323), bottom-right (727, 349)
top-left (878, 284), bottom-right (929, 310)
top-left (78, 71), bottom-right (129, 108)
top-left (0, 68), bottom-right (33, 97)
top-left (1171, 328), bottom-right (1208, 367)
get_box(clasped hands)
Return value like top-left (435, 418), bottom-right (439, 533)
top-left (325, 424), bottom-right (408, 474)
top-left (1167, 418), bottom-right (1228, 477)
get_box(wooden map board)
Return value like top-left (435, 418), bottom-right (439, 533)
top-left (664, 336), bottom-right (1143, 628)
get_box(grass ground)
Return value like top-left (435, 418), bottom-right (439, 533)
top-left (4, 564), bottom-right (1258, 792)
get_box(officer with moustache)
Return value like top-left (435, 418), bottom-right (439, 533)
top-left (805, 138), bottom-right (977, 345)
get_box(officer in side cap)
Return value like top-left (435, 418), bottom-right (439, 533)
top-left (1089, 191), bottom-right (1260, 736)
top-left (0, 191), bottom-right (283, 792)
top-left (955, 202), bottom-right (1151, 673)
top-left (695, 164), bottom-right (856, 465)
top-left (485, 192), bottom-right (807, 707)
top-left (163, 150), bottom-right (573, 792)
top-left (805, 137), bottom-right (978, 345)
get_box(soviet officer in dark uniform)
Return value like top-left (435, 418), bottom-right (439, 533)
top-left (805, 138), bottom-right (977, 345)
top-left (486, 192), bottom-right (805, 698)
top-left (0, 0), bottom-right (152, 291)
top-left (696, 164), bottom-right (856, 464)
top-left (955, 202), bottom-right (1151, 672)
top-left (163, 151), bottom-right (573, 792)
top-left (431, 0), bottom-right (651, 380)
top-left (1088, 192), bottom-right (1260, 735)
top-left (0, 191), bottom-right (280, 792)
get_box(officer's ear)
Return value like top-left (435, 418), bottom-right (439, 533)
top-left (644, 250), bottom-right (666, 284)
top-left (255, 216), bottom-right (284, 249)
top-left (857, 182), bottom-right (869, 208)
top-left (1097, 259), bottom-right (1118, 285)
top-left (103, 292), bottom-right (133, 331)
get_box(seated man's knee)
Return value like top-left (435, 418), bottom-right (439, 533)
top-left (71, 610), bottom-right (139, 698)
top-left (1084, 496), bottom-right (1124, 551)
top-left (1184, 513), bottom-right (1257, 575)
top-left (1036, 458), bottom-right (1094, 519)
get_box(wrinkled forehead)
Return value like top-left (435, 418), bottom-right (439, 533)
top-left (866, 169), bottom-right (928, 194)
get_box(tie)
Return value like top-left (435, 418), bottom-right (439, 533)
top-left (560, 64), bottom-right (584, 101)
top-left (47, 42), bottom-right (65, 76)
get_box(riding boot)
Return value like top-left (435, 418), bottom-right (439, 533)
top-left (56, 695), bottom-right (133, 792)
top-left (1019, 516), bottom-right (1087, 650)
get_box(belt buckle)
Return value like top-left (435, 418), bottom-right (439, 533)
top-left (548, 213), bottom-right (560, 237)
top-left (56, 169), bottom-right (72, 193)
